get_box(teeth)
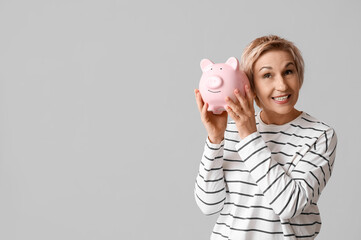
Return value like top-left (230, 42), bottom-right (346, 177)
top-left (273, 95), bottom-right (289, 101)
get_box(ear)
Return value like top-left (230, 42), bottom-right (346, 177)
top-left (225, 57), bottom-right (239, 70)
top-left (200, 59), bottom-right (214, 72)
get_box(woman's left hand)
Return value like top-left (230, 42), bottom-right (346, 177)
top-left (225, 84), bottom-right (257, 139)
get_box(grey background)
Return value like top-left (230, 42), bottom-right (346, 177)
top-left (0, 0), bottom-right (360, 239)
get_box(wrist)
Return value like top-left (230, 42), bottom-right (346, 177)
top-left (239, 130), bottom-right (257, 140)
top-left (208, 135), bottom-right (224, 144)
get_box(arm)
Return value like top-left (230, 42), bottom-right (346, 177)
top-left (194, 137), bottom-right (226, 215)
top-left (235, 128), bottom-right (337, 219)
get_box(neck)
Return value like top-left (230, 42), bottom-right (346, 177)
top-left (260, 108), bottom-right (302, 125)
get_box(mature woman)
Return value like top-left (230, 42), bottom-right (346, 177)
top-left (194, 35), bottom-right (337, 240)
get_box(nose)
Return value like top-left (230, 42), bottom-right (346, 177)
top-left (275, 75), bottom-right (288, 91)
top-left (207, 76), bottom-right (223, 89)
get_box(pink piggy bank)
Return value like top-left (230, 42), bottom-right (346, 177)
top-left (199, 57), bottom-right (250, 114)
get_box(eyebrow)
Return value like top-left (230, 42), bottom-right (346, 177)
top-left (285, 62), bottom-right (295, 68)
top-left (258, 62), bottom-right (295, 72)
top-left (258, 66), bottom-right (271, 72)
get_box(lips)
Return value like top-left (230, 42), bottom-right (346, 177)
top-left (272, 94), bottom-right (291, 103)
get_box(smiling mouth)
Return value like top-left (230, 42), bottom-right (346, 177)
top-left (208, 90), bottom-right (221, 93)
top-left (272, 94), bottom-right (291, 102)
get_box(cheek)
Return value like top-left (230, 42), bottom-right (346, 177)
top-left (255, 87), bottom-right (270, 101)
top-left (291, 85), bottom-right (300, 98)
top-left (290, 77), bottom-right (301, 91)
top-left (292, 91), bottom-right (300, 102)
top-left (254, 79), bottom-right (273, 103)
top-left (254, 91), bottom-right (267, 108)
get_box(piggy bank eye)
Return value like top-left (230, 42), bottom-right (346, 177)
top-left (210, 68), bottom-right (212, 70)
top-left (220, 68), bottom-right (222, 70)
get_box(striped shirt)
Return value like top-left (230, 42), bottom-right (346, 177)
top-left (194, 111), bottom-right (337, 240)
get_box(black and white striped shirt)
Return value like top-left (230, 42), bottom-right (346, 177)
top-left (195, 111), bottom-right (337, 240)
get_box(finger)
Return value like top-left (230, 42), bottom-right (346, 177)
top-left (244, 85), bottom-right (256, 116)
top-left (194, 89), bottom-right (204, 113)
top-left (225, 96), bottom-right (239, 112)
top-left (234, 89), bottom-right (250, 113)
top-left (225, 105), bottom-right (238, 121)
top-left (244, 85), bottom-right (255, 108)
top-left (201, 102), bottom-right (209, 120)
top-left (226, 95), bottom-right (246, 119)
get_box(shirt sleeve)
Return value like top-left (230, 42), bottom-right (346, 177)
top-left (194, 137), bottom-right (226, 215)
top-left (235, 128), bottom-right (337, 219)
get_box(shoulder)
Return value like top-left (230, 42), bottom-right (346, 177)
top-left (294, 112), bottom-right (335, 133)
top-left (299, 112), bottom-right (330, 127)
top-left (295, 112), bottom-right (337, 144)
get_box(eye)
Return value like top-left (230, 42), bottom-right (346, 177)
top-left (220, 67), bottom-right (222, 70)
top-left (284, 69), bottom-right (293, 75)
top-left (210, 68), bottom-right (212, 70)
top-left (263, 73), bottom-right (271, 78)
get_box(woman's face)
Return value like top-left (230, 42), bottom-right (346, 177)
top-left (253, 50), bottom-right (301, 124)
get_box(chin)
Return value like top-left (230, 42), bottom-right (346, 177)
top-left (262, 103), bottom-right (298, 116)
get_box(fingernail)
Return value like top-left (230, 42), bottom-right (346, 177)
top-left (235, 89), bottom-right (239, 93)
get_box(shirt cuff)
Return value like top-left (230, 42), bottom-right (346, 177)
top-left (203, 136), bottom-right (225, 158)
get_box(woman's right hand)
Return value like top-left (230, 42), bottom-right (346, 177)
top-left (195, 89), bottom-right (228, 144)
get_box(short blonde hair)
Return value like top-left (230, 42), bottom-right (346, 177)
top-left (240, 35), bottom-right (305, 91)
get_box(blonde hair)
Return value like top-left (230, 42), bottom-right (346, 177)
top-left (240, 35), bottom-right (305, 92)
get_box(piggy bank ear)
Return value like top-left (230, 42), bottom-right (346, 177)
top-left (225, 57), bottom-right (239, 70)
top-left (200, 59), bottom-right (214, 72)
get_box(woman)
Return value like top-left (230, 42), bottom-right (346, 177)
top-left (194, 35), bottom-right (337, 240)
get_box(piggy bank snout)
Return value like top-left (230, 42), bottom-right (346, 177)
top-left (206, 76), bottom-right (223, 89)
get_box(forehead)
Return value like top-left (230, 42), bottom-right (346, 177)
top-left (254, 50), bottom-right (294, 69)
